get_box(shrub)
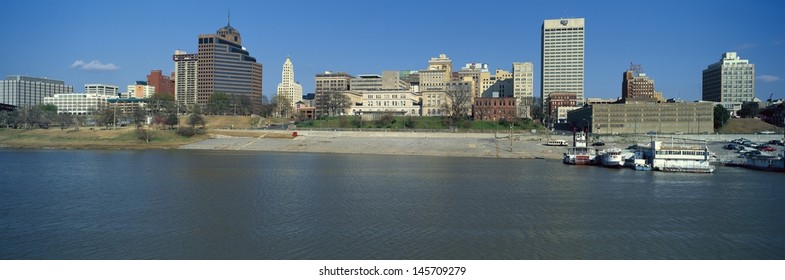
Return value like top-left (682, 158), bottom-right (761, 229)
top-left (176, 127), bottom-right (204, 137)
top-left (136, 128), bottom-right (154, 143)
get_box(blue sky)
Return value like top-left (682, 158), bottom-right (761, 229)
top-left (1, 0), bottom-right (783, 101)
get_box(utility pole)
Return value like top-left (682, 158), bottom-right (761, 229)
top-left (509, 123), bottom-right (513, 152)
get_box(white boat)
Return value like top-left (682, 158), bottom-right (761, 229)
top-left (634, 164), bottom-right (652, 171)
top-left (564, 147), bottom-right (595, 165)
top-left (563, 131), bottom-right (595, 165)
top-left (644, 141), bottom-right (715, 173)
top-left (598, 148), bottom-right (624, 167)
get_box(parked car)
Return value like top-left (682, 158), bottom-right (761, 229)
top-left (724, 144), bottom-right (737, 150)
top-left (758, 145), bottom-right (776, 152)
top-left (592, 141), bottom-right (605, 146)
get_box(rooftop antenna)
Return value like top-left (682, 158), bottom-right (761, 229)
top-left (227, 10), bottom-right (231, 26)
top-left (629, 62), bottom-right (642, 76)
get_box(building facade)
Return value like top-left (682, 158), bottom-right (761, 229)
top-left (567, 102), bottom-right (714, 134)
top-left (419, 54), bottom-right (452, 92)
top-left (43, 93), bottom-right (109, 115)
top-left (472, 97), bottom-right (517, 121)
top-left (702, 52), bottom-right (755, 102)
top-left (0, 75), bottom-right (73, 108)
top-left (276, 56), bottom-right (303, 109)
top-left (197, 19), bottom-right (263, 107)
top-left (349, 89), bottom-right (420, 118)
top-left (173, 50), bottom-right (198, 110)
top-left (457, 63), bottom-right (488, 99)
top-left (127, 81), bottom-right (155, 99)
top-left (513, 62), bottom-right (534, 118)
top-left (147, 70), bottom-right (175, 96)
top-left (621, 66), bottom-right (666, 104)
top-left (548, 92), bottom-right (578, 124)
top-left (315, 71), bottom-right (353, 95)
top-left (542, 18), bottom-right (585, 125)
top-left (85, 84), bottom-right (119, 96)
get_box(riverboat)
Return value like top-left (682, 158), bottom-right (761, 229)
top-left (645, 141), bottom-right (715, 173)
top-left (598, 148), bottom-right (624, 167)
top-left (563, 131), bottom-right (596, 165)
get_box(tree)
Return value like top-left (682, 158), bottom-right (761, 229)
top-left (131, 106), bottom-right (147, 128)
top-left (57, 114), bottom-right (74, 130)
top-left (207, 92), bottom-right (230, 115)
top-left (271, 94), bottom-right (294, 118)
top-left (376, 111), bottom-right (395, 128)
top-left (714, 104), bottom-right (731, 129)
top-left (74, 115), bottom-right (86, 130)
top-left (165, 111), bottom-right (179, 129)
top-left (136, 128), bottom-right (154, 143)
top-left (441, 84), bottom-right (473, 129)
top-left (152, 113), bottom-right (167, 129)
top-left (315, 92), bottom-right (351, 118)
top-left (187, 113), bottom-right (206, 128)
top-left (92, 105), bottom-right (115, 128)
top-left (148, 92), bottom-right (175, 114)
top-left (738, 101), bottom-right (760, 118)
top-left (531, 102), bottom-right (544, 124)
top-left (0, 111), bottom-right (9, 128)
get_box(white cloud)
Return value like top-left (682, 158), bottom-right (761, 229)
top-left (70, 60), bottom-right (119, 71)
top-left (756, 75), bottom-right (781, 82)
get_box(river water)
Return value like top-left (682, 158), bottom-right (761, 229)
top-left (0, 149), bottom-right (783, 259)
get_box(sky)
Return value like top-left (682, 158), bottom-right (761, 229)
top-left (1, 0), bottom-right (783, 102)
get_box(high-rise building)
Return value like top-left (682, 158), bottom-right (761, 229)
top-left (622, 65), bottom-right (661, 103)
top-left (458, 63), bottom-right (488, 98)
top-left (147, 70), bottom-right (175, 96)
top-left (276, 56), bottom-right (303, 108)
top-left (0, 75), bottom-right (73, 107)
top-left (702, 52), bottom-right (755, 102)
top-left (315, 71), bottom-right (353, 95)
top-left (127, 81), bottom-right (155, 99)
top-left (419, 54), bottom-right (452, 92)
top-left (197, 17), bottom-right (263, 107)
top-left (513, 62), bottom-right (534, 118)
top-left (85, 84), bottom-right (119, 96)
top-left (173, 50), bottom-right (198, 109)
top-left (542, 18), bottom-right (585, 125)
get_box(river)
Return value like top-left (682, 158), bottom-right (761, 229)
top-left (0, 149), bottom-right (783, 259)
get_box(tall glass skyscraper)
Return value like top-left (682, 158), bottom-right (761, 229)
top-left (541, 18), bottom-right (585, 126)
top-left (197, 17), bottom-right (263, 107)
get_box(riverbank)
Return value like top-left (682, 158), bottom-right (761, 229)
top-left (182, 130), bottom-right (575, 159)
top-left (0, 127), bottom-right (208, 150)
top-left (5, 127), bottom-right (780, 160)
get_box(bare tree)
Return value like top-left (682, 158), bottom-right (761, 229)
top-left (74, 115), bottom-right (86, 130)
top-left (136, 128), bottom-right (154, 143)
top-left (315, 92), bottom-right (351, 118)
top-left (91, 105), bottom-right (115, 128)
top-left (131, 106), bottom-right (147, 128)
top-left (271, 94), bottom-right (293, 118)
top-left (57, 114), bottom-right (74, 130)
top-left (442, 84), bottom-right (473, 128)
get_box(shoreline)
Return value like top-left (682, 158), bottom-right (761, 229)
top-left (3, 128), bottom-right (780, 161)
top-left (180, 130), bottom-right (570, 160)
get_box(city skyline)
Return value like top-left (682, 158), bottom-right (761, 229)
top-left (1, 0), bottom-right (783, 102)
